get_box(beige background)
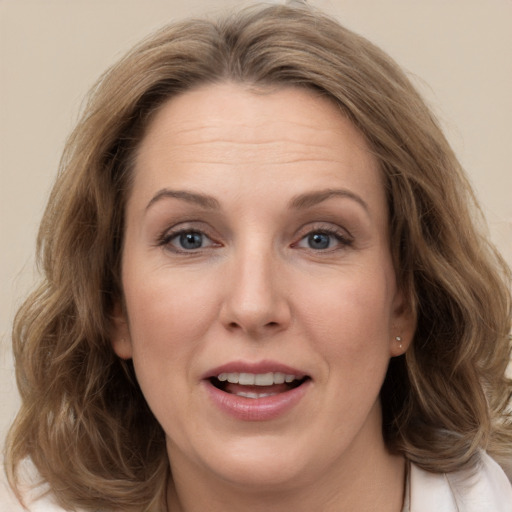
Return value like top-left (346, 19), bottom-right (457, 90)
top-left (1, 0), bottom-right (511, 448)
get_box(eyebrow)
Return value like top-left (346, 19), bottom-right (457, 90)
top-left (145, 187), bottom-right (368, 214)
top-left (290, 188), bottom-right (369, 213)
top-left (146, 189), bottom-right (220, 211)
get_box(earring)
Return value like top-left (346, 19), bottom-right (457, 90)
top-left (395, 336), bottom-right (403, 349)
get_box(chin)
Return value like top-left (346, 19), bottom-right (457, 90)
top-left (185, 434), bottom-right (337, 492)
top-left (214, 456), bottom-right (310, 491)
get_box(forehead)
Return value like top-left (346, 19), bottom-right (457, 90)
top-left (137, 83), bottom-right (373, 156)
top-left (131, 82), bottom-right (385, 212)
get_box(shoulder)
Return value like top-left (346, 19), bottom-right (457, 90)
top-left (409, 452), bottom-right (512, 512)
top-left (0, 458), bottom-right (74, 512)
top-left (0, 479), bottom-right (68, 512)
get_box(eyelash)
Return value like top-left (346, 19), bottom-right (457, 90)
top-left (156, 227), bottom-right (219, 253)
top-left (294, 226), bottom-right (353, 252)
top-left (156, 225), bottom-right (353, 254)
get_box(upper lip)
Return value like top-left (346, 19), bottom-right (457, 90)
top-left (202, 360), bottom-right (309, 380)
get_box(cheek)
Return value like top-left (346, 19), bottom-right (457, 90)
top-left (295, 264), bottom-right (395, 367)
top-left (123, 268), bottom-right (219, 372)
top-left (122, 270), bottom-right (219, 434)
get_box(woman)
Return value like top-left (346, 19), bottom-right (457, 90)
top-left (3, 3), bottom-right (512, 511)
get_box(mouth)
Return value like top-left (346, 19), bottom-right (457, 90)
top-left (203, 361), bottom-right (312, 420)
top-left (209, 372), bottom-right (310, 399)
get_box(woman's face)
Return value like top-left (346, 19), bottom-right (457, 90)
top-left (113, 83), bottom-right (413, 491)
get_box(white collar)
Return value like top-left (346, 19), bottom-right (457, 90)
top-left (406, 452), bottom-right (512, 512)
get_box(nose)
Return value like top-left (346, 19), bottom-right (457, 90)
top-left (219, 243), bottom-right (292, 338)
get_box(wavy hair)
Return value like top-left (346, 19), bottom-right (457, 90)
top-left (5, 4), bottom-right (511, 511)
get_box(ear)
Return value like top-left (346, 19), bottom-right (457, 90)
top-left (389, 288), bottom-right (416, 358)
top-left (110, 301), bottom-right (133, 360)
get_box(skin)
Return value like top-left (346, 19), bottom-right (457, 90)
top-left (112, 83), bottom-right (415, 511)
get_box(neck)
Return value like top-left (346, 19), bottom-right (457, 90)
top-left (165, 423), bottom-right (406, 512)
top-left (167, 457), bottom-right (405, 512)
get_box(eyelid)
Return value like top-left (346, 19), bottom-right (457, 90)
top-left (156, 222), bottom-right (221, 253)
top-left (154, 220), bottom-right (353, 253)
top-left (297, 221), bottom-right (352, 238)
top-left (292, 222), bottom-right (354, 250)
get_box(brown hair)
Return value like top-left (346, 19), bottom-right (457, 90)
top-left (5, 4), bottom-right (511, 511)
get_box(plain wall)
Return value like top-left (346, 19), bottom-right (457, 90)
top-left (1, 0), bottom-right (511, 446)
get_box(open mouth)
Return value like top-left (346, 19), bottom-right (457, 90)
top-left (209, 372), bottom-right (310, 399)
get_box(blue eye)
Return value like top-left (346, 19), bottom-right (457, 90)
top-left (307, 233), bottom-right (332, 249)
top-left (161, 230), bottom-right (215, 251)
top-left (178, 232), bottom-right (204, 250)
top-left (296, 229), bottom-right (351, 251)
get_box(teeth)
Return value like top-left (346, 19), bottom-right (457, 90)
top-left (227, 373), bottom-right (239, 384)
top-left (273, 372), bottom-right (286, 384)
top-left (236, 391), bottom-right (278, 399)
top-left (216, 372), bottom-right (298, 386)
top-left (254, 372), bottom-right (274, 385)
top-left (239, 373), bottom-right (255, 385)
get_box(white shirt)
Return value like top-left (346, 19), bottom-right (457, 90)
top-left (2, 453), bottom-right (511, 512)
top-left (404, 452), bottom-right (512, 512)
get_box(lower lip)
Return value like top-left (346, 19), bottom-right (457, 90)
top-left (203, 380), bottom-right (311, 421)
